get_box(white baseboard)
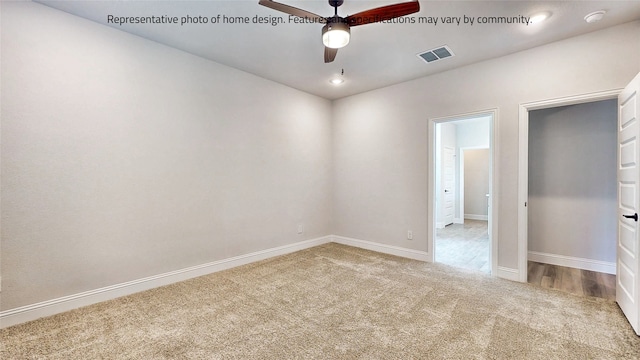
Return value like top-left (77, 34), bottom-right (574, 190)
top-left (0, 236), bottom-right (332, 329)
top-left (453, 218), bottom-right (463, 224)
top-left (0, 235), bottom-right (432, 329)
top-left (332, 235), bottom-right (429, 262)
top-left (435, 221), bottom-right (445, 229)
top-left (528, 251), bottom-right (616, 275)
top-left (464, 214), bottom-right (488, 221)
top-left (497, 266), bottom-right (520, 281)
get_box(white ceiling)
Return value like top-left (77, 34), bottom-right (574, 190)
top-left (36, 0), bottom-right (640, 100)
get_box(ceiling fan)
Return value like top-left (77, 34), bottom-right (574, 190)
top-left (258, 0), bottom-right (420, 63)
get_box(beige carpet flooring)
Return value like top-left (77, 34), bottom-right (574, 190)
top-left (2, 243), bottom-right (639, 359)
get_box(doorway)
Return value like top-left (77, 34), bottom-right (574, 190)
top-left (428, 110), bottom-right (498, 275)
top-left (518, 75), bottom-right (640, 334)
top-left (525, 99), bottom-right (618, 300)
top-left (517, 90), bottom-right (621, 282)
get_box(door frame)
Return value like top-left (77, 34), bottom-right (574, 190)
top-left (517, 89), bottom-right (622, 282)
top-left (428, 108), bottom-right (499, 276)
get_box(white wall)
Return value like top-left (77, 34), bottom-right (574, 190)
top-left (456, 117), bottom-right (491, 149)
top-left (333, 20), bottom-right (640, 269)
top-left (2, 3), bottom-right (640, 316)
top-left (1, 2), bottom-right (332, 310)
top-left (464, 149), bottom-right (489, 218)
top-left (528, 100), bottom-right (617, 263)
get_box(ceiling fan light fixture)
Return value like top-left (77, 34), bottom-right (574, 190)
top-left (322, 21), bottom-right (350, 49)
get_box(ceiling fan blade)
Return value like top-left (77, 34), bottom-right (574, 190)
top-left (324, 47), bottom-right (338, 63)
top-left (258, 0), bottom-right (326, 23)
top-left (346, 0), bottom-right (420, 27)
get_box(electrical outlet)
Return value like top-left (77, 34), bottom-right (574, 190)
top-left (407, 230), bottom-right (413, 240)
top-left (297, 224), bottom-right (304, 234)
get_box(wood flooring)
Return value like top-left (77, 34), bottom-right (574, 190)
top-left (436, 220), bottom-right (615, 300)
top-left (527, 261), bottom-right (616, 301)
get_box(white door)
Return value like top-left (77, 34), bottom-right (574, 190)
top-left (617, 72), bottom-right (640, 335)
top-left (443, 147), bottom-right (455, 226)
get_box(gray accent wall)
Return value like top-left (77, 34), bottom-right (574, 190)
top-left (455, 117), bottom-right (490, 220)
top-left (464, 149), bottom-right (490, 218)
top-left (528, 100), bottom-right (617, 263)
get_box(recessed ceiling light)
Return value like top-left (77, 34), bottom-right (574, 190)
top-left (330, 77), bottom-right (344, 85)
top-left (529, 11), bottom-right (551, 24)
top-left (584, 10), bottom-right (606, 23)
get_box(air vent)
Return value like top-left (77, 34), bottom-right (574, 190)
top-left (417, 45), bottom-right (455, 64)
